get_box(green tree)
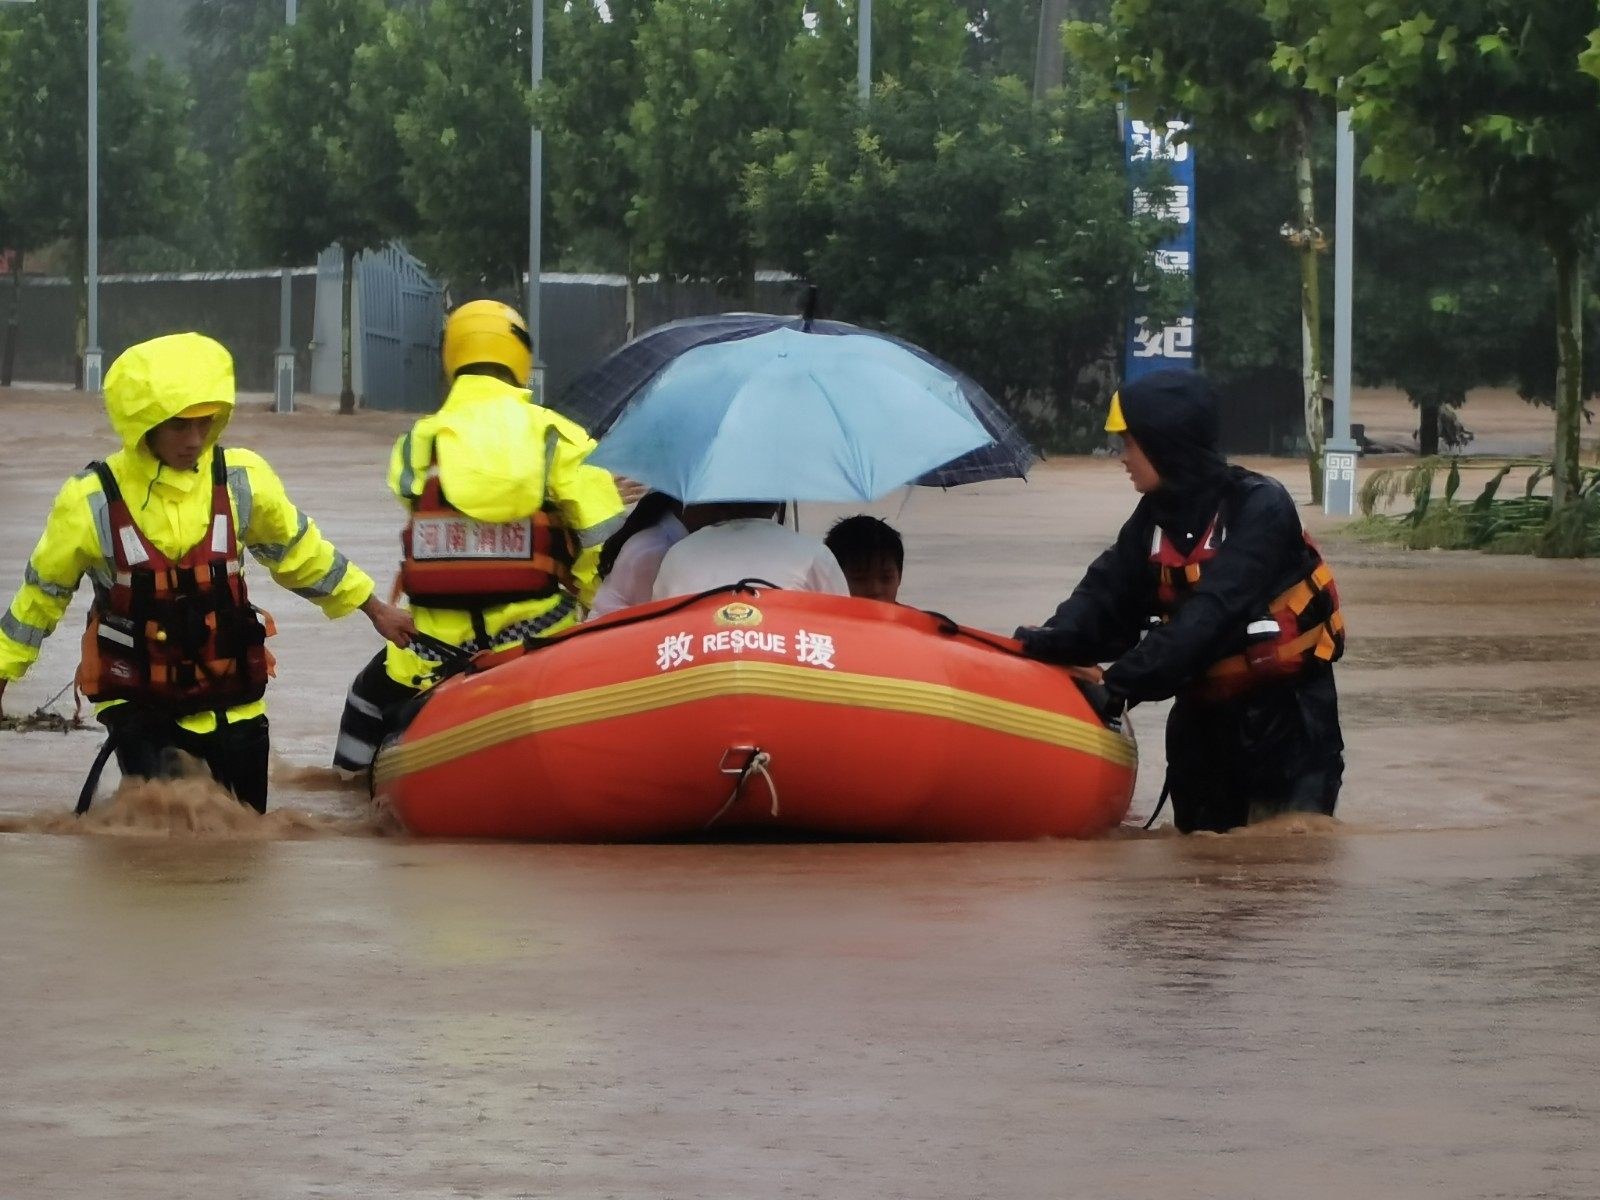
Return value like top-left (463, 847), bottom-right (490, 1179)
top-left (1351, 192), bottom-right (1552, 455)
top-left (1288, 1), bottom-right (1600, 541)
top-left (237, 0), bottom-right (390, 413)
top-left (182, 0), bottom-right (284, 266)
top-left (966, 0), bottom-right (1043, 80)
top-left (0, 16), bottom-right (32, 385)
top-left (745, 66), bottom-right (1182, 448)
top-left (0, 0), bottom-right (196, 383)
top-left (1192, 142), bottom-right (1300, 387)
top-left (391, 0), bottom-right (533, 301)
top-left (628, 0), bottom-right (806, 293)
top-left (794, 0), bottom-right (968, 96)
top-left (344, 7), bottom-right (424, 250)
top-left (535, 0), bottom-right (649, 325)
top-left (1580, 23), bottom-right (1600, 82)
top-left (1067, 0), bottom-right (1336, 500)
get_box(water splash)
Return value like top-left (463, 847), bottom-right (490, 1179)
top-left (0, 751), bottom-right (389, 839)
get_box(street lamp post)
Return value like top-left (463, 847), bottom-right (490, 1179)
top-left (83, 0), bottom-right (102, 392)
top-left (857, 0), bottom-right (872, 102)
top-left (528, 0), bottom-right (544, 398)
top-left (1323, 106), bottom-right (1358, 516)
top-left (274, 0), bottom-right (297, 413)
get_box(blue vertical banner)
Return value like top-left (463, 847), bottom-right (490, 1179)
top-left (1123, 117), bottom-right (1196, 383)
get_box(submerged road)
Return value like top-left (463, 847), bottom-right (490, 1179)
top-left (1, 387), bottom-right (1598, 1198)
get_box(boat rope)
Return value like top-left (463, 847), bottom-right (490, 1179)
top-left (1143, 777), bottom-right (1172, 830)
top-left (706, 748), bottom-right (779, 829)
top-left (75, 728), bottom-right (124, 816)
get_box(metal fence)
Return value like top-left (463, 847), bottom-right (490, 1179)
top-left (11, 269), bottom-right (317, 392)
top-left (11, 256), bottom-right (801, 412)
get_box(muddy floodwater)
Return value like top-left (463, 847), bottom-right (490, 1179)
top-left (2, 387), bottom-right (1598, 1198)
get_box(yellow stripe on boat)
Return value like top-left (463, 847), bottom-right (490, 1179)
top-left (374, 660), bottom-right (1136, 786)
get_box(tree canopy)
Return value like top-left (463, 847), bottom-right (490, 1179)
top-left (0, 0), bottom-right (195, 368)
top-left (1282, 0), bottom-right (1600, 532)
top-left (391, 0), bottom-right (534, 298)
top-left (1067, 0), bottom-right (1337, 498)
top-left (237, 0), bottom-right (392, 267)
top-left (627, 0), bottom-right (805, 290)
top-left (746, 65), bottom-right (1183, 447)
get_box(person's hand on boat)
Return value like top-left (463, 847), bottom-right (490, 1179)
top-left (613, 475), bottom-right (649, 506)
top-left (1067, 664), bottom-right (1105, 684)
top-left (361, 595), bottom-right (417, 648)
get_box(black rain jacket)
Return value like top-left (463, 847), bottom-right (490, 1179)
top-left (1018, 370), bottom-right (1321, 704)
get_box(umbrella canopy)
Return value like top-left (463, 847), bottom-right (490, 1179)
top-left (587, 327), bottom-right (995, 503)
top-left (555, 313), bottom-right (1036, 488)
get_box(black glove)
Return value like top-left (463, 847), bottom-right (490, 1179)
top-left (1078, 679), bottom-right (1127, 727)
top-left (1013, 625), bottom-right (1055, 660)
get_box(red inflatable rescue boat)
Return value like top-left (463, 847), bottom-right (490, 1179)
top-left (373, 587), bottom-right (1137, 841)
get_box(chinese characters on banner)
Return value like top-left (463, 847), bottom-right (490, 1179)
top-left (1123, 118), bottom-right (1196, 382)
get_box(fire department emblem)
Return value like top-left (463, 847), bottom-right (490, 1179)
top-left (713, 602), bottom-right (763, 628)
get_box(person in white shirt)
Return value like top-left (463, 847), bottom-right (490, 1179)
top-left (651, 503), bottom-right (849, 600)
top-left (588, 492), bottom-right (688, 618)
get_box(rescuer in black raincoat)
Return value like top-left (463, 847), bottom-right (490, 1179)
top-left (1016, 369), bottom-right (1345, 833)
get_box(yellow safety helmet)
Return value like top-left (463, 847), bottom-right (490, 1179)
top-left (1105, 390), bottom-right (1128, 434)
top-left (178, 401), bottom-right (225, 419)
top-left (442, 300), bottom-right (533, 386)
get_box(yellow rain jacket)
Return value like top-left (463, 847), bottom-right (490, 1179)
top-left (384, 372), bottom-right (623, 687)
top-left (0, 333), bottom-right (376, 734)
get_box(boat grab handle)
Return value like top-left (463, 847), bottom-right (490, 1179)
top-left (707, 746), bottom-right (780, 828)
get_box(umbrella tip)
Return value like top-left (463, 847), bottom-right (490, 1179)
top-left (801, 285), bottom-right (818, 332)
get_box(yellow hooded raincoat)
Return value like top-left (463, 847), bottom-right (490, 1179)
top-left (385, 372), bottom-right (623, 687)
top-left (0, 333), bottom-right (376, 734)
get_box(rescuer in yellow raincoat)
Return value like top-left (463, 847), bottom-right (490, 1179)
top-left (0, 332), bottom-right (415, 812)
top-left (332, 300), bottom-right (624, 773)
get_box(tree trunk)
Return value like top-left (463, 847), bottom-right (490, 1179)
top-left (339, 243), bottom-right (356, 415)
top-left (625, 268), bottom-right (639, 343)
top-left (1550, 240), bottom-right (1584, 513)
top-left (1418, 402), bottom-right (1440, 457)
top-left (1, 255), bottom-right (21, 387)
top-left (1293, 100), bottom-right (1325, 504)
top-left (512, 259), bottom-right (527, 315)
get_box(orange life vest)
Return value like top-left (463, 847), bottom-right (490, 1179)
top-left (398, 453), bottom-right (577, 610)
top-left (1150, 509), bottom-right (1344, 700)
top-left (77, 448), bottom-right (276, 713)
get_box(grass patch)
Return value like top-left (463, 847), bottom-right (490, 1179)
top-left (1355, 458), bottom-right (1600, 557)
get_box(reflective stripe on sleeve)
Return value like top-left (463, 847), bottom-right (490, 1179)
top-left (575, 511), bottom-right (625, 549)
top-left (1, 611), bottom-right (48, 649)
top-left (24, 564), bottom-right (75, 601)
top-left (252, 511), bottom-right (310, 564)
top-left (293, 551), bottom-right (351, 600)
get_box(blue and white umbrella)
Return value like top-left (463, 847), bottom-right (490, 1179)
top-left (556, 313), bottom-right (1036, 489)
top-left (588, 326), bottom-right (995, 503)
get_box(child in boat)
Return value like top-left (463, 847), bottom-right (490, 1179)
top-left (824, 515), bottom-right (903, 604)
